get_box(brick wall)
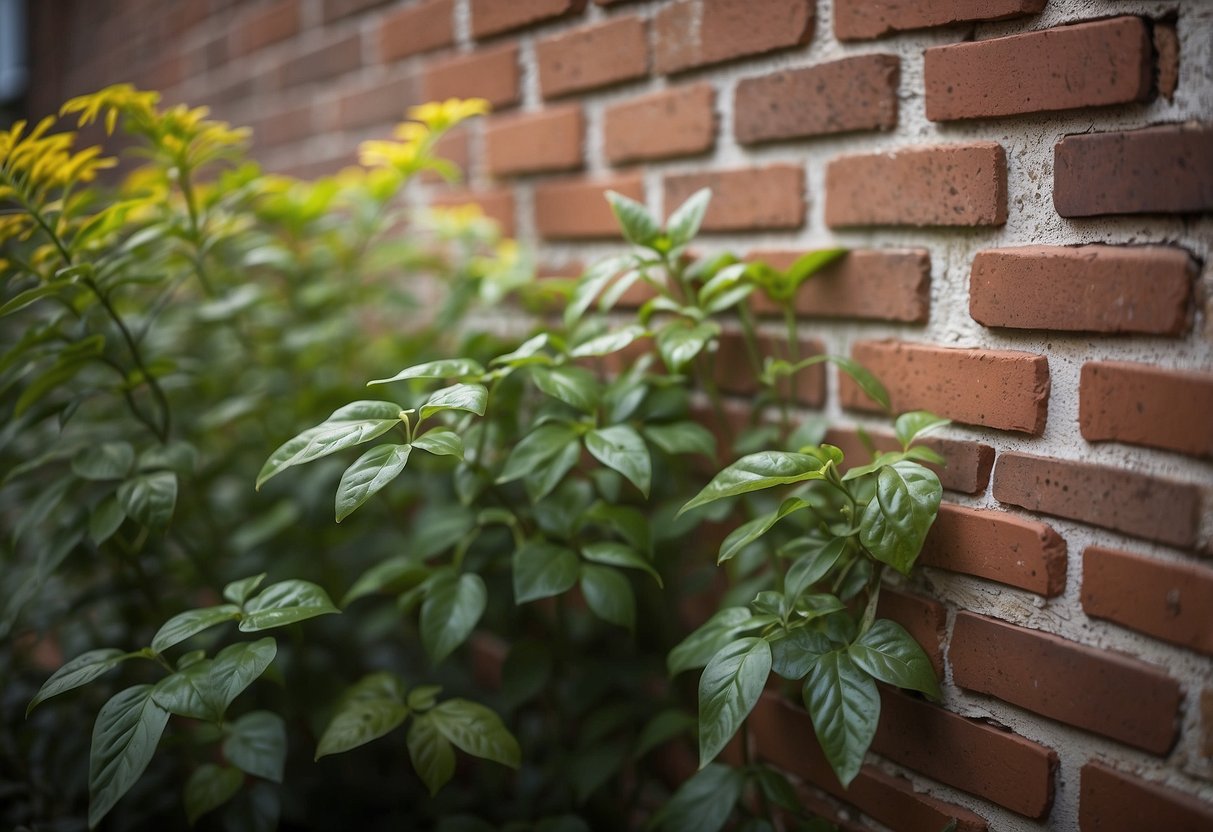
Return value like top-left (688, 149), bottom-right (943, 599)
top-left (27, 0), bottom-right (1213, 828)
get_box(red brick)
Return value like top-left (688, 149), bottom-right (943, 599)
top-left (252, 102), bottom-right (314, 148)
top-left (279, 34), bottom-right (362, 89)
top-left (484, 106), bottom-right (583, 177)
top-left (1080, 362), bottom-right (1213, 458)
top-left (874, 688), bottom-right (1057, 818)
top-left (951, 612), bottom-right (1183, 754)
top-left (604, 85), bottom-right (716, 165)
top-left (664, 166), bottom-right (804, 233)
top-left (323, 0), bottom-right (389, 22)
top-left (1155, 21), bottom-right (1179, 102)
top-left (469, 0), bottom-right (585, 39)
top-left (714, 332), bottom-right (824, 407)
top-left (430, 189), bottom-right (516, 238)
top-left (876, 588), bottom-right (946, 675)
top-left (993, 452), bottom-right (1203, 549)
top-left (835, 0), bottom-right (1044, 41)
top-left (536, 17), bottom-right (648, 99)
top-left (750, 695), bottom-right (990, 832)
top-left (925, 17), bottom-right (1152, 121)
top-left (1083, 546), bottom-right (1213, 656)
top-left (1055, 124), bottom-right (1213, 216)
top-left (379, 0), bottom-right (454, 62)
top-left (735, 55), bottom-right (898, 145)
top-left (748, 249), bottom-right (929, 323)
top-left (970, 245), bottom-right (1194, 335)
top-left (1080, 761), bottom-right (1213, 831)
top-left (826, 143), bottom-right (1006, 227)
top-left (921, 504), bottom-right (1067, 596)
top-left (422, 45), bottom-right (520, 110)
top-left (824, 427), bottom-right (994, 495)
top-left (231, 0), bottom-right (300, 56)
top-left (335, 76), bottom-right (417, 130)
top-left (534, 175), bottom-right (644, 240)
top-left (654, 0), bottom-right (813, 75)
top-left (840, 341), bottom-right (1050, 435)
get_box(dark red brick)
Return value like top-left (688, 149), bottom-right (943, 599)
top-left (748, 249), bottom-right (929, 323)
top-left (654, 0), bottom-right (813, 75)
top-left (1079, 761), bottom-right (1213, 831)
top-left (921, 504), bottom-right (1067, 596)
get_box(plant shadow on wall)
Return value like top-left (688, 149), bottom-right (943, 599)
top-left (2, 87), bottom-right (951, 832)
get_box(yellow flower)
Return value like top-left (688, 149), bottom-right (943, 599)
top-left (406, 98), bottom-right (490, 131)
top-left (358, 139), bottom-right (420, 171)
top-left (61, 84), bottom-right (160, 134)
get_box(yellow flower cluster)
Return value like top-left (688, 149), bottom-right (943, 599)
top-left (61, 83), bottom-right (160, 134)
top-left (358, 98), bottom-right (489, 175)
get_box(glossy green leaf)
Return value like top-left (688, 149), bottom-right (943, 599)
top-left (412, 427), bottom-right (464, 458)
top-left (513, 541), bottom-right (579, 604)
top-left (223, 711), bottom-right (286, 782)
top-left (420, 572), bottom-right (486, 664)
top-left (651, 763), bottom-right (744, 832)
top-left (679, 452), bottom-right (825, 515)
top-left (88, 685), bottom-right (170, 828)
top-left (832, 356), bottom-right (890, 412)
top-left (858, 461), bottom-right (942, 574)
top-left (581, 541), bottom-right (661, 587)
top-left (223, 574), bottom-right (267, 606)
top-left (717, 497), bottom-right (810, 564)
top-left (408, 713), bottom-right (456, 796)
top-left (585, 425), bottom-right (650, 497)
top-left (420, 383), bottom-right (487, 420)
top-left (566, 255), bottom-right (633, 326)
top-left (783, 537), bottom-right (848, 601)
top-left (523, 439), bottom-right (580, 502)
top-left (88, 496), bottom-right (126, 544)
top-left (498, 423), bottom-right (580, 484)
top-left (643, 421), bottom-right (717, 458)
top-left (665, 187), bottom-right (711, 247)
top-left (770, 628), bottom-right (834, 680)
top-left (848, 619), bottom-right (940, 699)
top-left (580, 564), bottom-right (635, 631)
top-left (656, 322), bottom-right (717, 372)
top-left (184, 764), bottom-right (242, 826)
top-left (367, 358), bottom-right (484, 386)
top-left (28, 648), bottom-right (133, 716)
top-left (239, 580), bottom-right (338, 631)
top-left (785, 248), bottom-right (847, 288)
top-left (697, 637), bottom-right (771, 766)
top-left (72, 442), bottom-right (134, 481)
top-left (606, 190), bottom-right (660, 247)
top-left (151, 605), bottom-right (241, 653)
top-left (335, 444), bottom-right (411, 522)
top-left (342, 556), bottom-right (428, 607)
top-left (668, 607), bottom-right (761, 677)
top-left (316, 690), bottom-right (409, 759)
top-left (407, 684), bottom-right (442, 712)
top-left (568, 325), bottom-right (646, 358)
top-left (205, 638), bottom-right (277, 717)
top-left (152, 662), bottom-right (217, 721)
top-left (117, 471), bottom-right (177, 529)
top-left (532, 365), bottom-right (599, 413)
top-left (428, 699), bottom-right (521, 769)
top-left (257, 402), bottom-right (403, 489)
top-left (802, 651), bottom-right (879, 787)
top-left (894, 411), bottom-right (950, 450)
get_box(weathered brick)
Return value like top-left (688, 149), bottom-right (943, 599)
top-left (840, 341), bottom-right (1050, 435)
top-left (1155, 21), bottom-right (1179, 102)
top-left (654, 0), bottom-right (813, 75)
top-left (748, 249), bottom-right (929, 323)
top-left (470, 0), bottom-right (585, 39)
top-left (484, 107), bottom-right (583, 177)
top-left (335, 76), bottom-right (416, 130)
top-left (379, 0), bottom-right (454, 62)
top-left (824, 427), bottom-right (994, 495)
top-left (921, 504), bottom-right (1067, 596)
top-left (534, 175), bottom-right (644, 240)
top-left (231, 0), bottom-right (299, 56)
top-left (951, 612), bottom-right (1183, 754)
top-left (1083, 546), bottom-right (1213, 656)
top-left (993, 452), bottom-right (1203, 549)
top-left (279, 34), bottom-right (361, 89)
top-left (876, 588), bottom-right (946, 675)
top-left (1055, 124), bottom-right (1213, 216)
top-left (826, 143), bottom-right (1007, 227)
top-left (874, 688), bottom-right (1057, 818)
top-left (422, 45), bottom-right (520, 109)
top-left (252, 102), bottom-right (314, 148)
top-left (970, 245), bottom-right (1194, 335)
top-left (536, 17), bottom-right (648, 99)
top-left (430, 188), bottom-right (516, 238)
top-left (835, 0), bottom-right (1044, 41)
top-left (1080, 762), bottom-right (1213, 831)
top-left (1080, 362), bottom-right (1213, 458)
top-left (323, 0), bottom-right (389, 23)
top-left (714, 332), bottom-right (824, 406)
top-left (925, 17), bottom-right (1152, 121)
top-left (735, 55), bottom-right (898, 145)
top-left (664, 165), bottom-right (804, 232)
top-left (604, 85), bottom-right (716, 165)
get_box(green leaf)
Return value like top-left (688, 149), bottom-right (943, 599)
top-left (802, 651), bottom-right (879, 787)
top-left (342, 556), bottom-right (428, 607)
top-left (634, 708), bottom-right (697, 759)
top-left (151, 605), bottom-right (241, 653)
top-left (184, 764), bottom-right (242, 826)
top-left (524, 439), bottom-right (580, 502)
top-left (407, 685), bottom-right (442, 712)
top-left (770, 628), bottom-right (834, 680)
top-left (420, 383), bottom-right (487, 420)
top-left (412, 427), bottom-right (464, 458)
top-left (581, 541), bottom-right (662, 587)
top-left (717, 497), bottom-right (810, 564)
top-left (532, 365), bottom-right (599, 413)
top-left (88, 685), bottom-right (170, 828)
top-left (668, 607), bottom-right (760, 677)
top-left (569, 324), bottom-right (646, 358)
top-left (651, 763), bottom-right (744, 832)
top-left (566, 255), bottom-right (634, 326)
top-left (89, 496), bottom-right (126, 545)
top-left (335, 444), bottom-right (411, 522)
top-left (428, 698), bottom-right (521, 769)
top-left (408, 713), bottom-right (456, 796)
top-left (117, 471), bottom-right (178, 528)
top-left (239, 580), bottom-right (339, 631)
top-left (585, 425), bottom-right (651, 497)
top-left (492, 332), bottom-right (556, 367)
top-left (697, 637), bottom-right (771, 766)
top-left (367, 358), bottom-right (484, 386)
top-left (420, 572), bottom-right (486, 663)
top-left (833, 356), bottom-right (890, 412)
top-left (205, 638), bottom-right (278, 717)
top-left (783, 537), bottom-right (847, 600)
top-left (513, 541), bottom-right (579, 604)
top-left (72, 442), bottom-right (135, 481)
top-left (848, 619), bottom-right (940, 699)
top-left (643, 421), bottom-right (717, 458)
top-left (666, 187), bottom-right (711, 247)
top-left (316, 691), bottom-right (409, 760)
top-left (152, 661), bottom-right (217, 721)
top-left (257, 402), bottom-right (403, 489)
top-left (579, 564), bottom-right (635, 631)
top-left (0, 282), bottom-right (67, 317)
top-left (858, 461), bottom-right (942, 575)
top-left (223, 574), bottom-right (267, 606)
top-left (606, 190), bottom-right (660, 247)
top-left (894, 411), bottom-right (950, 450)
top-left (679, 452), bottom-right (825, 516)
top-left (656, 322), bottom-right (717, 372)
top-left (223, 711), bottom-right (286, 782)
top-left (786, 248), bottom-right (847, 288)
top-left (28, 648), bottom-right (132, 716)
top-left (498, 423), bottom-right (580, 484)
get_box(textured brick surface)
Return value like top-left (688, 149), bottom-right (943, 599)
top-left (951, 612), bottom-right (1183, 754)
top-left (484, 107), bottom-right (584, 176)
top-left (825, 427), bottom-right (995, 495)
top-left (1055, 124), bottom-right (1213, 216)
top-left (232, 0), bottom-right (300, 56)
top-left (534, 176), bottom-right (645, 239)
top-left (335, 76), bottom-right (417, 129)
top-left (925, 17), bottom-right (1152, 121)
top-left (970, 245), bottom-right (1194, 335)
top-left (993, 452), bottom-right (1203, 548)
top-left (921, 504), bottom-right (1067, 596)
top-left (826, 143), bottom-right (1007, 227)
top-left (748, 249), bottom-right (929, 323)
top-left (431, 188), bottom-right (517, 237)
top-left (604, 85), bottom-right (716, 165)
top-left (654, 0), bottom-right (813, 74)
top-left (537, 17), bottom-right (648, 99)
top-left (379, 0), bottom-right (454, 61)
top-left (1080, 362), bottom-right (1213, 458)
top-left (469, 0), bottom-right (585, 39)
top-left (664, 165), bottom-right (805, 232)
top-left (734, 55), bottom-right (898, 145)
top-left (280, 34), bottom-right (362, 89)
top-left (840, 341), bottom-right (1050, 435)
top-left (422, 45), bottom-right (520, 109)
top-left (1083, 546), bottom-right (1213, 656)
top-left (252, 102), bottom-right (314, 148)
top-left (1080, 761), bottom-right (1213, 831)
top-left (834, 0), bottom-right (1044, 41)
top-left (324, 0), bottom-right (390, 22)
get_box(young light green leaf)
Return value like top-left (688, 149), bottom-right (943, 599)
top-left (665, 187), bottom-right (711, 247)
top-left (667, 607), bottom-right (761, 677)
top-left (428, 698), bottom-right (521, 769)
top-left (239, 580), bottom-right (339, 631)
top-left (532, 365), bottom-right (599, 412)
top-left (412, 427), bottom-right (464, 458)
top-left (581, 541), bottom-right (662, 587)
top-left (407, 685), bottom-right (442, 712)
top-left (848, 619), bottom-right (940, 699)
top-left (656, 322), bottom-right (717, 373)
top-left (697, 638), bottom-right (771, 766)
top-left (717, 498), bottom-right (810, 565)
top-left (606, 190), bottom-right (660, 247)
top-left (420, 383), bottom-right (487, 420)
top-left (256, 402), bottom-right (403, 489)
top-left (88, 685), bottom-right (171, 828)
top-left (491, 332), bottom-right (555, 367)
top-left (151, 605), bottom-right (242, 653)
top-left (408, 713), bottom-right (456, 796)
top-left (223, 574), bottom-right (267, 606)
top-left (650, 763), bottom-right (744, 832)
top-left (770, 628), bottom-right (834, 681)
top-left (223, 711), bottom-right (286, 782)
top-left (117, 471), bottom-right (177, 528)
top-left (513, 541), bottom-right (579, 604)
top-left (316, 694), bottom-right (409, 759)
top-left (72, 442), bottom-right (135, 481)
top-left (420, 572), bottom-right (486, 664)
top-left (566, 255), bottom-right (633, 327)
top-left (783, 537), bottom-right (848, 601)
top-left (585, 425), bottom-right (651, 497)
top-left (802, 651), bottom-right (880, 787)
top-left (894, 411), bottom-right (950, 450)
top-left (568, 325), bottom-right (646, 359)
top-left (367, 358), bottom-right (484, 386)
top-left (498, 423), bottom-right (580, 484)
top-left (184, 764), bottom-right (242, 826)
top-left (785, 248), bottom-right (847, 288)
top-left (89, 496), bottom-right (126, 545)
top-left (335, 444), bottom-right (411, 522)
top-left (678, 452), bottom-right (825, 516)
top-left (858, 461), bottom-right (942, 575)
top-left (643, 421), bottom-right (717, 458)
top-left (580, 564), bottom-right (635, 631)
top-left (833, 356), bottom-right (890, 412)
top-left (28, 648), bottom-right (133, 716)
